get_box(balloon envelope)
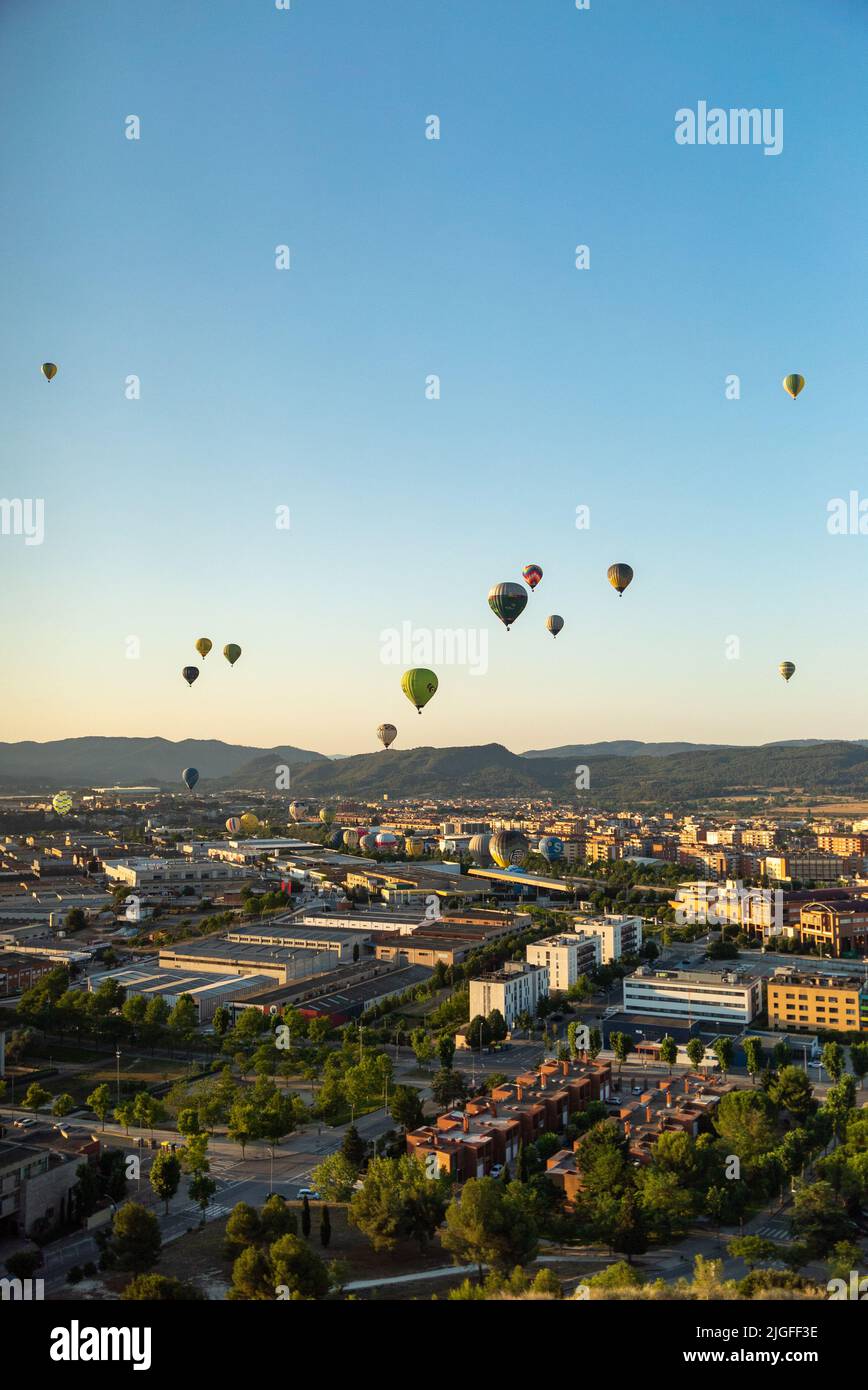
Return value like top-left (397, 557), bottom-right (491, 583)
top-left (41, 362), bottom-right (58, 382)
top-left (522, 564), bottom-right (543, 590)
top-left (195, 637), bottom-right (212, 659)
top-left (375, 831), bottom-right (399, 850)
top-left (489, 830), bottom-right (529, 868)
top-left (226, 817), bottom-right (242, 833)
top-left (223, 643), bottom-right (242, 666)
top-left (468, 833), bottom-right (492, 865)
top-left (607, 563), bottom-right (634, 596)
top-left (545, 614), bottom-right (564, 638)
top-left (779, 661), bottom-right (796, 682)
top-left (359, 833), bottom-right (379, 854)
top-left (783, 374), bottom-right (805, 400)
top-left (182, 666), bottom-right (200, 687)
top-left (239, 812), bottom-right (260, 831)
top-left (181, 767), bottom-right (199, 791)
top-left (342, 829), bottom-right (361, 849)
top-left (377, 723), bottom-right (398, 749)
top-left (52, 791), bottom-right (73, 815)
top-left (401, 668), bottom-right (438, 712)
top-left (488, 581), bottom-right (528, 629)
top-left (404, 836), bottom-right (425, 857)
top-left (289, 800), bottom-right (317, 823)
top-left (538, 834), bottom-right (565, 863)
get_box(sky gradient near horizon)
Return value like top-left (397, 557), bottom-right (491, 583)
top-left (2, 0), bottom-right (867, 759)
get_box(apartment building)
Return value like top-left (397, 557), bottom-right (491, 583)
top-left (468, 962), bottom-right (548, 1028)
top-left (525, 933), bottom-right (601, 991)
top-left (573, 913), bottom-right (643, 964)
top-left (767, 971), bottom-right (867, 1035)
top-left (762, 853), bottom-right (858, 884)
top-left (622, 966), bottom-right (763, 1025)
top-left (795, 900), bottom-right (868, 957)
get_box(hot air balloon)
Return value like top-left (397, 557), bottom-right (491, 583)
top-left (783, 374), bottom-right (805, 400)
top-left (545, 614), bottom-right (564, 638)
top-left (319, 806), bottom-right (335, 825)
top-left (223, 643), bottom-right (242, 666)
top-left (488, 582), bottom-right (528, 630)
top-left (522, 564), bottom-right (543, 591)
top-left (342, 829), bottom-right (360, 849)
top-left (377, 723), bottom-right (398, 749)
top-left (375, 831), bottom-right (399, 851)
top-left (359, 833), bottom-right (379, 854)
top-left (182, 666), bottom-right (200, 687)
top-left (289, 800), bottom-right (317, 823)
top-left (195, 637), bottom-right (212, 659)
top-left (41, 363), bottom-right (58, 382)
top-left (226, 817), bottom-right (242, 833)
top-left (607, 563), bottom-right (634, 597)
top-left (468, 833), bottom-right (492, 866)
top-left (326, 828), bottom-right (343, 848)
top-left (401, 668), bottom-right (438, 713)
top-left (52, 791), bottom-right (73, 815)
top-left (779, 661), bottom-right (796, 682)
top-left (181, 768), bottom-right (199, 791)
top-left (489, 830), bottom-right (529, 868)
top-left (538, 834), bottom-right (565, 864)
top-left (404, 836), bottom-right (424, 857)
top-left (240, 812), bottom-right (260, 832)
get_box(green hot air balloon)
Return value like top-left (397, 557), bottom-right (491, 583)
top-left (223, 643), bottom-right (242, 666)
top-left (488, 581), bottom-right (528, 630)
top-left (779, 661), bottom-right (796, 682)
top-left (783, 374), bottom-right (805, 401)
top-left (401, 668), bottom-right (438, 713)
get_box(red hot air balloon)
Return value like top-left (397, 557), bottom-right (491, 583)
top-left (522, 564), bottom-right (543, 591)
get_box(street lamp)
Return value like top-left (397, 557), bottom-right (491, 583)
top-left (115, 1047), bottom-right (122, 1108)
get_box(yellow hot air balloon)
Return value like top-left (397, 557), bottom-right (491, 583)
top-left (195, 637), bottom-right (213, 659)
top-left (607, 563), bottom-right (634, 596)
top-left (783, 374), bottom-right (805, 400)
top-left (41, 363), bottom-right (58, 382)
top-left (239, 812), bottom-right (260, 831)
top-left (52, 791), bottom-right (73, 814)
top-left (779, 661), bottom-right (796, 682)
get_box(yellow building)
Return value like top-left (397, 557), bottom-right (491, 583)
top-left (767, 971), bottom-right (866, 1035)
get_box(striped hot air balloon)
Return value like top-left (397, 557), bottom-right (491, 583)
top-left (545, 614), bottom-right (564, 638)
top-left (783, 374), bottom-right (805, 400)
top-left (522, 563), bottom-right (543, 591)
top-left (488, 582), bottom-right (528, 630)
top-left (489, 830), bottom-right (529, 868)
top-left (52, 791), bottom-right (73, 815)
top-left (226, 817), bottom-right (242, 833)
top-left (779, 661), bottom-right (796, 682)
top-left (377, 723), bottom-right (398, 748)
top-left (607, 563), bottom-right (634, 596)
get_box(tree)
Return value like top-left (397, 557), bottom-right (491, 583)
top-left (271, 1233), bottom-right (330, 1299)
top-left (52, 1092), bottom-right (75, 1118)
top-left (636, 1169), bottom-right (694, 1241)
top-left (260, 1193), bottom-right (298, 1243)
top-left (227, 1097), bottom-right (257, 1158)
top-left (790, 1181), bottom-right (853, 1259)
top-left (23, 1081), bottom-right (51, 1119)
top-left (390, 1084), bottom-right (423, 1132)
top-left (742, 1037), bottom-right (764, 1086)
top-left (132, 1090), bottom-right (166, 1137)
top-left (821, 1041), bottom-right (845, 1084)
top-left (111, 1202), bottom-right (162, 1271)
top-left (259, 1092), bottom-right (298, 1189)
top-left (442, 1178), bottom-right (538, 1281)
top-left (611, 1190), bottom-right (648, 1264)
top-left (320, 1205), bottom-right (331, 1248)
top-left (188, 1171), bottom-right (217, 1226)
top-left (486, 1009), bottom-right (507, 1043)
top-left (348, 1154), bottom-right (448, 1252)
top-left (121, 1273), bottom-right (204, 1300)
top-left (225, 1202), bottom-right (262, 1251)
top-left (587, 1027), bottom-right (602, 1063)
top-left (659, 1035), bottom-right (677, 1076)
top-left (229, 1245), bottom-right (275, 1301)
top-left (311, 1152), bottom-right (359, 1203)
top-left (431, 1067), bottom-right (468, 1108)
top-left (849, 1042), bottom-right (868, 1090)
top-left (5, 1250), bottom-right (42, 1281)
top-left (711, 1037), bottom-right (734, 1080)
top-left (438, 1035), bottom-right (456, 1070)
top-left (772, 1038), bottom-right (792, 1070)
top-left (611, 1031), bottom-right (634, 1077)
top-left (767, 1066), bottom-right (814, 1122)
top-left (467, 1015), bottom-right (492, 1050)
top-left (341, 1124), bottom-right (366, 1170)
top-left (149, 1150), bottom-right (181, 1214)
top-left (114, 1099), bottom-right (136, 1136)
top-left (728, 1235), bottom-right (779, 1270)
top-left (176, 1108), bottom-right (202, 1139)
top-left (685, 1038), bottom-right (705, 1071)
top-left (714, 1089), bottom-right (777, 1164)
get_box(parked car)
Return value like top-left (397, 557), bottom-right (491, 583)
top-left (489, 1163), bottom-right (504, 1179)
top-left (14, 1116), bottom-right (37, 1128)
top-left (297, 1187), bottom-right (321, 1200)
top-left (632, 1086), bottom-right (643, 1095)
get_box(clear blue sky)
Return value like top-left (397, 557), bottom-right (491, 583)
top-left (2, 0), bottom-right (866, 756)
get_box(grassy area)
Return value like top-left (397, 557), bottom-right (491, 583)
top-left (55, 1056), bottom-right (193, 1105)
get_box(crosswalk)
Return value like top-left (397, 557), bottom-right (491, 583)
top-left (750, 1223), bottom-right (789, 1240)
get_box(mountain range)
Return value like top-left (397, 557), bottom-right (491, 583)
top-left (4, 736), bottom-right (868, 806)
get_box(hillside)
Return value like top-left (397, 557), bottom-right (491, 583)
top-left (0, 737), bottom-right (327, 789)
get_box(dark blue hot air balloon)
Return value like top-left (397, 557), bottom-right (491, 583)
top-left (182, 767), bottom-right (199, 791)
top-left (538, 835), bottom-right (564, 864)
